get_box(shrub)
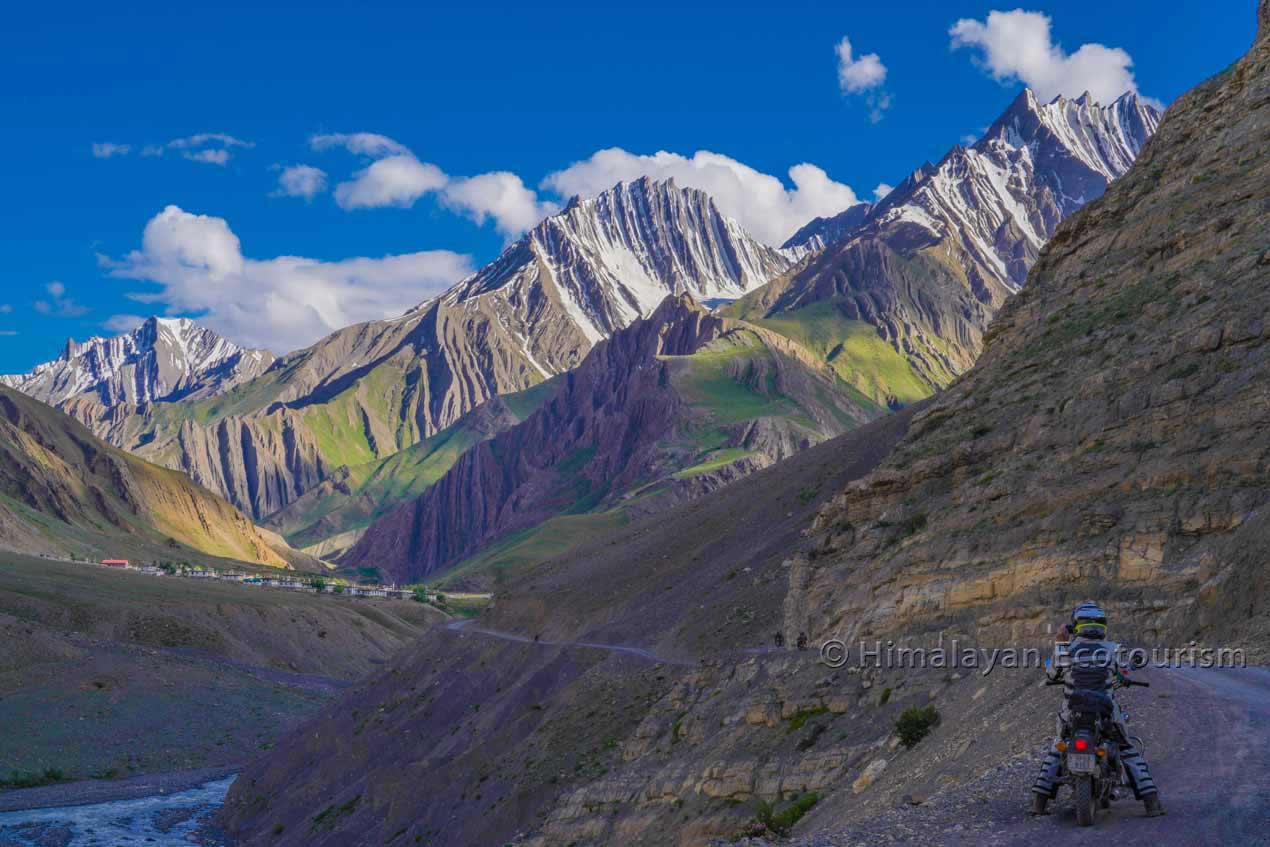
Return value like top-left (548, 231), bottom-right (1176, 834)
top-left (896, 705), bottom-right (940, 748)
top-left (878, 687), bottom-right (893, 706)
top-left (755, 791), bottom-right (820, 835)
top-left (784, 706), bottom-right (827, 734)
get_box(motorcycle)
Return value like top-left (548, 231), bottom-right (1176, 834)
top-left (1040, 671), bottom-right (1150, 826)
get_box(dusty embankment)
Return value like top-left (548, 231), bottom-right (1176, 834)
top-left (0, 553), bottom-right (444, 800)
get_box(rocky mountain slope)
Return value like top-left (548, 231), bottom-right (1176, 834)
top-left (215, 7), bottom-right (1268, 845)
top-left (340, 294), bottom-right (879, 585)
top-left (787, 11), bottom-right (1269, 650)
top-left (726, 88), bottom-right (1160, 394)
top-left (1, 317), bottom-right (273, 411)
top-left (9, 179), bottom-right (797, 522)
top-left (262, 382), bottom-right (557, 558)
top-left (0, 386), bottom-right (301, 567)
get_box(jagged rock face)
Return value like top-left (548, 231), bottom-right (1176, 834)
top-left (457, 176), bottom-right (799, 345)
top-left (781, 202), bottom-right (874, 253)
top-left (0, 317), bottom-right (273, 409)
top-left (0, 386), bottom-right (292, 567)
top-left (788, 15), bottom-right (1270, 648)
top-left (740, 89), bottom-right (1160, 392)
top-left (341, 294), bottom-right (874, 583)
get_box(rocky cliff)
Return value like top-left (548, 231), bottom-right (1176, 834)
top-left (787, 12), bottom-right (1270, 649)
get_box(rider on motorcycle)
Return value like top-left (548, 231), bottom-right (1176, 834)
top-left (1031, 603), bottom-right (1165, 817)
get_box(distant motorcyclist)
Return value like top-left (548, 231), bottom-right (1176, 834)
top-left (1031, 603), bottom-right (1164, 817)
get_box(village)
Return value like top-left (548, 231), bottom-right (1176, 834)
top-left (81, 556), bottom-right (427, 601)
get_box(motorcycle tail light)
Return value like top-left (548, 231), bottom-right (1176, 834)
top-left (1074, 738), bottom-right (1089, 752)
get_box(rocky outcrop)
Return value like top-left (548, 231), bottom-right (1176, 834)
top-left (788, 12), bottom-right (1270, 648)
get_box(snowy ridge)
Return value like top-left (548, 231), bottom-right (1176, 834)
top-left (1, 317), bottom-right (275, 408)
top-left (450, 176), bottom-right (798, 348)
top-left (866, 88), bottom-right (1160, 289)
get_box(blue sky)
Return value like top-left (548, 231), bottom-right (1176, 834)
top-left (0, 0), bottom-right (1255, 371)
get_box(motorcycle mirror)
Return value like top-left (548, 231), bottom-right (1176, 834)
top-left (1127, 649), bottom-right (1148, 670)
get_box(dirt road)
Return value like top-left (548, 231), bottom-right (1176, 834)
top-left (444, 618), bottom-right (696, 665)
top-left (778, 665), bottom-right (1270, 846)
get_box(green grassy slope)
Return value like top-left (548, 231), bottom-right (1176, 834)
top-left (723, 300), bottom-right (933, 406)
top-left (267, 381), bottom-right (557, 555)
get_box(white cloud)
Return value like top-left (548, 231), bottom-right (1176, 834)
top-left (542, 148), bottom-right (859, 246)
top-left (104, 206), bottom-right (474, 353)
top-left (315, 132), bottom-right (558, 238)
top-left (122, 133), bottom-right (255, 165)
top-left (34, 281), bottom-right (88, 318)
top-left (835, 36), bottom-right (891, 123)
top-left (183, 149), bottom-right (230, 166)
top-left (92, 142), bottom-right (131, 159)
top-left (949, 10), bottom-right (1154, 106)
top-left (333, 154), bottom-right (448, 210)
top-left (836, 37), bottom-right (887, 93)
top-left (272, 164), bottom-right (328, 200)
top-left (872, 183), bottom-right (894, 201)
top-left (440, 172), bottom-right (561, 242)
top-left (103, 314), bottom-right (146, 333)
top-left (310, 132), bottom-right (410, 158)
top-left (167, 133), bottom-right (253, 151)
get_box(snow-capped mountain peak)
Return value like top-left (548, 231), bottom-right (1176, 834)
top-left (860, 87), bottom-right (1161, 290)
top-left (449, 176), bottom-right (799, 350)
top-left (1, 316), bottom-right (275, 409)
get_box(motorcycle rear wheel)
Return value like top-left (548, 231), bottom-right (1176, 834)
top-left (1074, 776), bottom-right (1095, 826)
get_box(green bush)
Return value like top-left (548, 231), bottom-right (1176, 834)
top-left (878, 687), bottom-right (893, 705)
top-left (755, 791), bottom-right (820, 835)
top-left (896, 705), bottom-right (940, 748)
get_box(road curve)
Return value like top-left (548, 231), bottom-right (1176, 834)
top-left (443, 618), bottom-right (695, 665)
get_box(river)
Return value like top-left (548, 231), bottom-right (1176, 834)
top-left (0, 776), bottom-right (233, 846)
